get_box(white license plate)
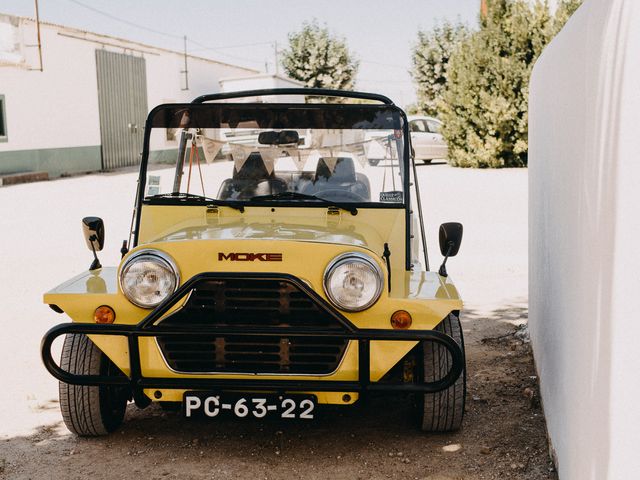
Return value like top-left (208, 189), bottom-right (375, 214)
top-left (183, 392), bottom-right (316, 420)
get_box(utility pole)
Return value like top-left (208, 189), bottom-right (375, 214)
top-left (274, 41), bottom-right (279, 75)
top-left (31, 0), bottom-right (44, 71)
top-left (181, 35), bottom-right (189, 90)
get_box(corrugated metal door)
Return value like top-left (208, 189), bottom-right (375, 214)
top-left (95, 50), bottom-right (148, 169)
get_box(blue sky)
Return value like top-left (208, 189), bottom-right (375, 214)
top-left (2, 0), bottom-right (479, 107)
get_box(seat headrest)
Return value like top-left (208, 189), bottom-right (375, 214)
top-left (315, 157), bottom-right (356, 183)
top-left (233, 152), bottom-right (272, 181)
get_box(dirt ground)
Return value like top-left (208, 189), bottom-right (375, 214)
top-left (0, 163), bottom-right (553, 479)
top-left (1, 305), bottom-right (555, 480)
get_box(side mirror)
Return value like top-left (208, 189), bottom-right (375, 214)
top-left (82, 217), bottom-right (105, 252)
top-left (82, 217), bottom-right (104, 270)
top-left (439, 222), bottom-right (463, 257)
top-left (438, 222), bottom-right (463, 277)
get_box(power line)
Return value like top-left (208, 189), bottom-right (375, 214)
top-left (65, 0), bottom-right (183, 39)
top-left (187, 37), bottom-right (265, 65)
top-left (62, 1), bottom-right (408, 74)
top-left (63, 0), bottom-right (265, 65)
top-left (360, 59), bottom-right (408, 70)
top-left (190, 40), bottom-right (276, 52)
top-left (358, 79), bottom-right (412, 84)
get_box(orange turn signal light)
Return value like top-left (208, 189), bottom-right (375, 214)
top-left (391, 310), bottom-right (412, 329)
top-left (94, 305), bottom-right (116, 324)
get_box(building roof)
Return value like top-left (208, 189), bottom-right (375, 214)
top-left (3, 13), bottom-right (260, 74)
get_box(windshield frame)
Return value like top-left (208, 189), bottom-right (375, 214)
top-left (133, 91), bottom-right (413, 269)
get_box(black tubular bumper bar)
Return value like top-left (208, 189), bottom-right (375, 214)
top-left (41, 273), bottom-right (463, 395)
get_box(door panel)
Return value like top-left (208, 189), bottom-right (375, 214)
top-left (96, 50), bottom-right (148, 169)
top-left (409, 120), bottom-right (432, 159)
top-left (426, 120), bottom-right (447, 159)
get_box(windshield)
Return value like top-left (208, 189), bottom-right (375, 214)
top-left (142, 104), bottom-right (407, 207)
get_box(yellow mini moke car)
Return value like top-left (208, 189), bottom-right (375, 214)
top-left (42, 89), bottom-right (465, 436)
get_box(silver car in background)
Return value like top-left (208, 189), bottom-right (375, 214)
top-left (408, 115), bottom-right (448, 164)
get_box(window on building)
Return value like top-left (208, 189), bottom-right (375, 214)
top-left (0, 95), bottom-right (7, 142)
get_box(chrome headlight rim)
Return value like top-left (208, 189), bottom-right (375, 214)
top-left (323, 251), bottom-right (384, 312)
top-left (119, 249), bottom-right (180, 309)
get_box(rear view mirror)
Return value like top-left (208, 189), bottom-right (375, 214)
top-left (82, 217), bottom-right (104, 271)
top-left (82, 217), bottom-right (105, 252)
top-left (258, 130), bottom-right (300, 145)
top-left (439, 222), bottom-right (463, 257)
top-left (438, 222), bottom-right (463, 277)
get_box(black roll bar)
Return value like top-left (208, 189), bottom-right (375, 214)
top-left (191, 88), bottom-right (395, 105)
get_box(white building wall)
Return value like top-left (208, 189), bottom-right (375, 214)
top-left (529, 1), bottom-right (640, 478)
top-left (0, 17), bottom-right (101, 151)
top-left (0, 15), bottom-right (257, 175)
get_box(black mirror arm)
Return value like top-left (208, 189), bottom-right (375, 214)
top-left (88, 234), bottom-right (102, 271)
top-left (382, 243), bottom-right (392, 292)
top-left (438, 241), bottom-right (454, 277)
top-left (120, 240), bottom-right (129, 259)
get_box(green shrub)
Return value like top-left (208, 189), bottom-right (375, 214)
top-left (440, 0), bottom-right (555, 167)
top-left (413, 0), bottom-right (582, 168)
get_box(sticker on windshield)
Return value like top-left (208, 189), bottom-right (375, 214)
top-left (380, 191), bottom-right (403, 203)
top-left (146, 175), bottom-right (161, 196)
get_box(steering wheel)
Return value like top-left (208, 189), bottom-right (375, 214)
top-left (316, 189), bottom-right (367, 203)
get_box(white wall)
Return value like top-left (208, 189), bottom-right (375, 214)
top-left (0, 15), bottom-right (256, 153)
top-left (529, 1), bottom-right (640, 478)
top-left (0, 16), bottom-right (102, 151)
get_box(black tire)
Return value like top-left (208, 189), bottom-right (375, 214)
top-left (417, 313), bottom-right (466, 432)
top-left (59, 334), bottom-right (129, 436)
top-left (368, 158), bottom-right (381, 166)
top-left (423, 159), bottom-right (432, 164)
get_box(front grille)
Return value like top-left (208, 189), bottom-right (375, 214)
top-left (156, 278), bottom-right (348, 374)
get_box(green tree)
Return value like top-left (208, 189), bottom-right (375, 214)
top-left (281, 21), bottom-right (359, 101)
top-left (438, 0), bottom-right (581, 167)
top-left (411, 21), bottom-right (469, 117)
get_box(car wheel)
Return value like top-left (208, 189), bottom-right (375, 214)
top-left (368, 158), bottom-right (381, 166)
top-left (423, 159), bottom-right (432, 164)
top-left (416, 313), bottom-right (466, 432)
top-left (59, 334), bottom-right (130, 436)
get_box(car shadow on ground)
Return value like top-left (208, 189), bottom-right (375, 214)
top-left (369, 159), bottom-right (448, 167)
top-left (416, 160), bottom-right (448, 166)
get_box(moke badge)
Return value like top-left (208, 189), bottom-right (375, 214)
top-left (218, 252), bottom-right (283, 262)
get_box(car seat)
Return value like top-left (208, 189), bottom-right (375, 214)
top-left (301, 157), bottom-right (370, 200)
top-left (218, 152), bottom-right (287, 199)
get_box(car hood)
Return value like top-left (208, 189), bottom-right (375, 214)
top-left (150, 217), bottom-right (385, 254)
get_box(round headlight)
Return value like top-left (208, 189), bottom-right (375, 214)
top-left (119, 250), bottom-right (179, 308)
top-left (323, 252), bottom-right (384, 312)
